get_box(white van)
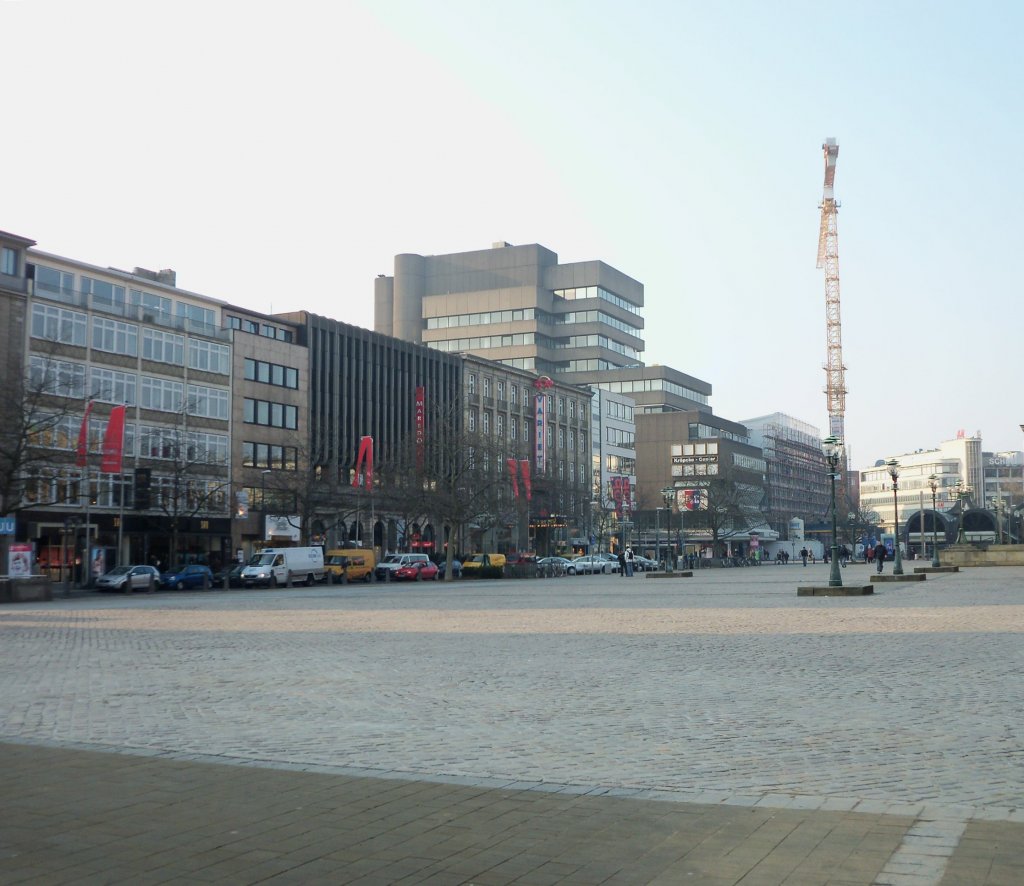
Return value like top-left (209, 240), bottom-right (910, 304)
top-left (242, 546), bottom-right (325, 587)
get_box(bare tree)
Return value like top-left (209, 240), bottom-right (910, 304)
top-left (683, 467), bottom-right (766, 555)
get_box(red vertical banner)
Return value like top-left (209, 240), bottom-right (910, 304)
top-left (519, 459), bottom-right (532, 502)
top-left (76, 400), bottom-right (94, 467)
top-left (352, 436), bottom-right (374, 488)
top-left (414, 386), bottom-right (425, 470)
top-left (100, 405), bottom-right (126, 474)
top-left (506, 458), bottom-right (520, 499)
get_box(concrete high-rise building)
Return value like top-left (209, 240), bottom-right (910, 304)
top-left (375, 242), bottom-right (646, 377)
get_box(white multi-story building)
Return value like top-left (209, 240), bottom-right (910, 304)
top-left (858, 436), bottom-right (984, 534)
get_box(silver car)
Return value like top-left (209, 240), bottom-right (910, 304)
top-left (96, 564), bottom-right (159, 594)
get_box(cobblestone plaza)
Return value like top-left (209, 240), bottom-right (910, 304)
top-left (2, 566), bottom-right (1022, 884)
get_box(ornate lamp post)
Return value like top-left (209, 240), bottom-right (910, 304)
top-left (821, 435), bottom-right (844, 587)
top-left (952, 480), bottom-right (971, 544)
top-left (927, 474), bottom-right (940, 567)
top-left (886, 459), bottom-right (904, 575)
top-left (661, 486), bottom-right (675, 573)
top-left (847, 512), bottom-right (856, 561)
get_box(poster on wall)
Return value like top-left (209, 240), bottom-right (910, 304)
top-left (8, 543), bottom-right (33, 577)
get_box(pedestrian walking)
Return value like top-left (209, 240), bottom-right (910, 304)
top-left (800, 547), bottom-right (808, 567)
top-left (873, 541), bottom-right (887, 574)
top-left (617, 549), bottom-right (627, 576)
top-left (625, 547), bottom-right (635, 577)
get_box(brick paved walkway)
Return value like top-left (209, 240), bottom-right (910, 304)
top-left (2, 564), bottom-right (1022, 883)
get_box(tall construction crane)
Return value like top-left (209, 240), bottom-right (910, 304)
top-left (816, 138), bottom-right (847, 443)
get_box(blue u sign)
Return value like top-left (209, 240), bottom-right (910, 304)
top-left (0, 516), bottom-right (16, 536)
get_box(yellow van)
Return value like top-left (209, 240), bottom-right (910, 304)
top-left (325, 549), bottom-right (376, 582)
top-left (461, 553), bottom-right (507, 576)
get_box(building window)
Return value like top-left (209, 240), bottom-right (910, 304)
top-left (92, 317), bottom-right (138, 357)
top-left (496, 414), bottom-right (504, 438)
top-left (31, 304), bottom-right (87, 346)
top-left (188, 339), bottom-right (230, 374)
top-left (468, 410), bottom-right (476, 432)
top-left (468, 373), bottom-right (476, 394)
top-left (143, 328), bottom-right (185, 365)
top-left (483, 377), bottom-right (491, 398)
top-left (558, 397), bottom-right (565, 415)
top-left (510, 384), bottom-right (517, 406)
top-left (186, 384), bottom-right (230, 420)
top-left (81, 276), bottom-right (126, 311)
top-left (91, 367), bottom-right (137, 406)
top-left (482, 412), bottom-right (490, 435)
top-left (244, 398), bottom-right (298, 429)
top-left (497, 381), bottom-right (505, 401)
top-left (510, 417), bottom-right (517, 440)
top-left (1, 247), bottom-right (16, 276)
top-left (244, 359), bottom-right (298, 389)
top-left (130, 289), bottom-right (173, 322)
top-left (141, 377), bottom-right (184, 413)
top-left (30, 356), bottom-right (86, 399)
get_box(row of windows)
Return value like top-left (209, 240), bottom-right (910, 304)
top-left (34, 266), bottom-right (217, 332)
top-left (689, 422), bottom-right (748, 443)
top-left (138, 427), bottom-right (229, 464)
top-left (31, 304), bottom-right (230, 372)
top-left (244, 398), bottom-right (298, 429)
top-left (24, 470), bottom-right (227, 512)
top-left (226, 315), bottom-right (295, 342)
top-left (555, 310), bottom-right (643, 338)
top-left (244, 358), bottom-right (299, 389)
top-left (466, 376), bottom-right (584, 421)
top-left (606, 400), bottom-right (634, 422)
top-left (31, 416), bottom-right (227, 466)
top-left (605, 454), bottom-right (636, 474)
top-left (242, 442), bottom-right (298, 470)
top-left (139, 378), bottom-right (230, 418)
top-left (556, 334), bottom-right (641, 360)
top-left (672, 462), bottom-right (720, 477)
top-left (553, 286), bottom-right (642, 316)
top-left (464, 447), bottom-right (590, 486)
top-left (428, 333), bottom-right (536, 352)
top-left (606, 427), bottom-right (635, 447)
top-left (672, 442), bottom-right (720, 457)
top-left (426, 308), bottom-right (536, 329)
top-left (597, 378), bottom-right (710, 407)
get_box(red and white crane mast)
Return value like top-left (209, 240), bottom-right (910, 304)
top-left (816, 138), bottom-right (847, 443)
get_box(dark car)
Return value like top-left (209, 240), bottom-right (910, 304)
top-left (211, 563), bottom-right (246, 588)
top-left (437, 558), bottom-right (462, 579)
top-left (95, 564), bottom-right (160, 593)
top-left (161, 564), bottom-right (214, 590)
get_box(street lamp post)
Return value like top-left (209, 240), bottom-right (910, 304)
top-left (847, 512), bottom-right (856, 562)
top-left (661, 486), bottom-right (675, 573)
top-left (928, 474), bottom-right (940, 567)
top-left (952, 479), bottom-right (971, 544)
top-left (886, 459), bottom-right (904, 575)
top-left (654, 506), bottom-right (661, 571)
top-left (822, 436), bottom-right (844, 587)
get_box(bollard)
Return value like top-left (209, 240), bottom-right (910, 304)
top-left (286, 570), bottom-right (293, 588)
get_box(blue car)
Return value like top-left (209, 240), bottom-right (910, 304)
top-left (161, 564), bottom-right (214, 590)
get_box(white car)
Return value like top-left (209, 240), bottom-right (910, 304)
top-left (571, 555), bottom-right (618, 575)
top-left (95, 564), bottom-right (160, 593)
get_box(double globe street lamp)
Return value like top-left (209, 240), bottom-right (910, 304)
top-left (927, 474), bottom-right (940, 567)
top-left (821, 435), bottom-right (844, 588)
top-left (886, 459), bottom-right (904, 575)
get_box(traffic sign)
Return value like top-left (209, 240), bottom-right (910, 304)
top-left (0, 516), bottom-right (16, 536)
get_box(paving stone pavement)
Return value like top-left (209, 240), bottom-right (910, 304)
top-left (1, 564), bottom-right (1022, 884)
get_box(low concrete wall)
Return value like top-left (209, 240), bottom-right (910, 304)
top-left (940, 544), bottom-right (1024, 568)
top-left (0, 576), bottom-right (53, 604)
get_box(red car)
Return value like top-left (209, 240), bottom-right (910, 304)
top-left (394, 560), bottom-right (439, 581)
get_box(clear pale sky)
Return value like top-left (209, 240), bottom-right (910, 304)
top-left (3, 0), bottom-right (1021, 467)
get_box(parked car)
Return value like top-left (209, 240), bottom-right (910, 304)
top-left (375, 553), bottom-right (431, 581)
top-left (212, 563), bottom-right (246, 588)
top-left (461, 553), bottom-right (507, 577)
top-left (394, 560), bottom-right (439, 581)
top-left (571, 554), bottom-right (618, 574)
top-left (325, 549), bottom-right (375, 582)
top-left (95, 564), bottom-right (160, 593)
top-left (632, 555), bottom-right (658, 572)
top-left (161, 564), bottom-right (214, 590)
top-left (537, 556), bottom-right (576, 575)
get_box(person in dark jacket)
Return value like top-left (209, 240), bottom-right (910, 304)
top-left (873, 541), bottom-right (888, 573)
